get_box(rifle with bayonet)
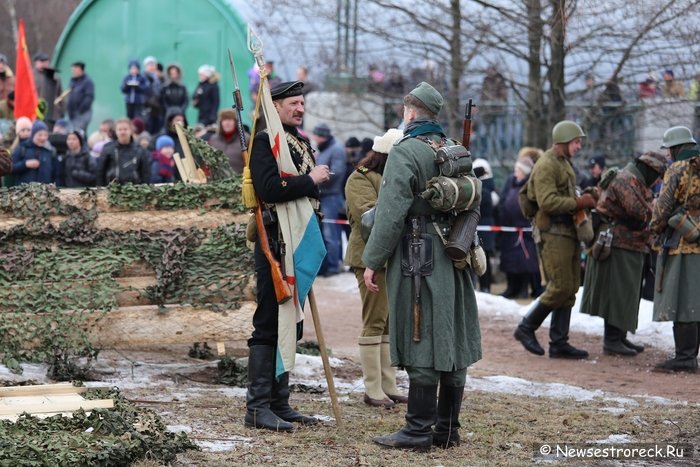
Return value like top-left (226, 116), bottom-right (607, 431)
top-left (228, 49), bottom-right (291, 304)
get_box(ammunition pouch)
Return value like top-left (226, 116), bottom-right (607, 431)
top-left (421, 175), bottom-right (482, 213)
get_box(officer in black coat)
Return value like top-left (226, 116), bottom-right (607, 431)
top-left (245, 81), bottom-right (331, 431)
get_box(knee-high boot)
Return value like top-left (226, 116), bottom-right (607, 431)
top-left (548, 308), bottom-right (588, 359)
top-left (271, 371), bottom-right (319, 425)
top-left (433, 383), bottom-right (464, 448)
top-left (359, 336), bottom-right (394, 407)
top-left (655, 322), bottom-right (699, 372)
top-left (513, 299), bottom-right (552, 355)
top-left (603, 320), bottom-right (637, 356)
top-left (244, 345), bottom-right (294, 431)
top-left (373, 384), bottom-right (437, 450)
top-left (380, 335), bottom-right (407, 404)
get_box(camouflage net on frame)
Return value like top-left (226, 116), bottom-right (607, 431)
top-left (0, 180), bottom-right (253, 378)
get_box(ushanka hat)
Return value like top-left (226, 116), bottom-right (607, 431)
top-left (409, 81), bottom-right (444, 114)
top-left (271, 81), bottom-right (304, 100)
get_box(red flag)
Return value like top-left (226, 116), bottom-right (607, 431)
top-left (14, 19), bottom-right (38, 120)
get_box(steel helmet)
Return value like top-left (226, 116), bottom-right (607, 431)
top-left (552, 120), bottom-right (586, 144)
top-left (637, 152), bottom-right (667, 175)
top-left (660, 126), bottom-right (696, 148)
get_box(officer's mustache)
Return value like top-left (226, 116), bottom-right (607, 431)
top-left (293, 112), bottom-right (304, 118)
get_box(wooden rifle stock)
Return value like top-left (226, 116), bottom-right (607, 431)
top-left (462, 99), bottom-right (474, 150)
top-left (253, 202), bottom-right (292, 304)
top-left (412, 302), bottom-right (421, 342)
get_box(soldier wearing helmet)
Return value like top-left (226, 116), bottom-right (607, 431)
top-left (514, 120), bottom-right (593, 359)
top-left (650, 125), bottom-right (700, 372)
top-left (580, 151), bottom-right (667, 356)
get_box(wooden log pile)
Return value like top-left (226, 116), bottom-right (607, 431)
top-left (0, 184), bottom-right (255, 356)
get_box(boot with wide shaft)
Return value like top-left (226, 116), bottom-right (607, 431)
top-left (603, 321), bottom-right (637, 356)
top-left (380, 335), bottom-right (407, 404)
top-left (656, 322), bottom-right (699, 372)
top-left (245, 345), bottom-right (294, 431)
top-left (548, 308), bottom-right (589, 359)
top-left (359, 336), bottom-right (394, 408)
top-left (514, 299), bottom-right (552, 356)
top-left (433, 384), bottom-right (464, 449)
top-left (271, 371), bottom-right (319, 425)
top-left (373, 384), bottom-right (438, 451)
top-left (621, 333), bottom-right (645, 353)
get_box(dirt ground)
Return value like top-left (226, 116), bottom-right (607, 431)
top-left (308, 272), bottom-right (700, 404)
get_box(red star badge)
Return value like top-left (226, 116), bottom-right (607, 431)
top-left (281, 180), bottom-right (288, 187)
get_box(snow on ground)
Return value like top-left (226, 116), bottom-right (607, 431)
top-left (322, 272), bottom-right (674, 351)
top-left (476, 288), bottom-right (673, 351)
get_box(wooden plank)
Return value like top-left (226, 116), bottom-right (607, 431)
top-left (92, 303), bottom-right (256, 347)
top-left (0, 399), bottom-right (114, 416)
top-left (0, 383), bottom-right (86, 397)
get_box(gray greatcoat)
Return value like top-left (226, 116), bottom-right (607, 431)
top-left (362, 135), bottom-right (481, 372)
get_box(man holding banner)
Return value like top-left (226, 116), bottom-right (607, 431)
top-left (246, 80), bottom-right (331, 431)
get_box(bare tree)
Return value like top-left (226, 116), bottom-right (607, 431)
top-left (0, 0), bottom-right (80, 64)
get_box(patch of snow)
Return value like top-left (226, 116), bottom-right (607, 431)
top-left (167, 424), bottom-right (192, 433)
top-left (195, 439), bottom-right (247, 452)
top-left (594, 434), bottom-right (633, 444)
top-left (466, 374), bottom-right (673, 405)
top-left (217, 387), bottom-right (247, 398)
top-left (477, 288), bottom-right (674, 351)
top-left (600, 407), bottom-right (627, 415)
top-left (0, 363), bottom-right (51, 382)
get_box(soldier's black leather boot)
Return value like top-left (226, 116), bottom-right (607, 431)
top-left (621, 333), bottom-right (645, 353)
top-left (373, 384), bottom-right (437, 451)
top-left (514, 300), bottom-right (552, 355)
top-left (655, 322), bottom-right (698, 373)
top-left (603, 321), bottom-right (637, 356)
top-left (433, 384), bottom-right (464, 449)
top-left (244, 345), bottom-right (294, 431)
top-left (549, 308), bottom-right (588, 359)
top-left (271, 371), bottom-right (319, 425)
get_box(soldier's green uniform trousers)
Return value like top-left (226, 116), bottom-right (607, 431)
top-left (538, 232), bottom-right (580, 310)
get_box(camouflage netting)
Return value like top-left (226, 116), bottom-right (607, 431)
top-left (0, 386), bottom-right (197, 466)
top-left (0, 145), bottom-right (254, 378)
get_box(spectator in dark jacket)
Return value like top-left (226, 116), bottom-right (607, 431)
top-left (62, 130), bottom-right (95, 187)
top-left (97, 118), bottom-right (151, 185)
top-left (160, 64), bottom-right (189, 114)
top-left (66, 62), bottom-right (95, 132)
top-left (11, 121), bottom-right (60, 185)
top-left (498, 150), bottom-right (543, 299)
top-left (121, 59), bottom-right (149, 119)
top-left (192, 65), bottom-right (220, 125)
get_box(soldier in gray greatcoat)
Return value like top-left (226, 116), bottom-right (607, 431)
top-left (363, 82), bottom-right (481, 450)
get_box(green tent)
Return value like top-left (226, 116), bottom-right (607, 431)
top-left (53, 0), bottom-right (254, 133)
